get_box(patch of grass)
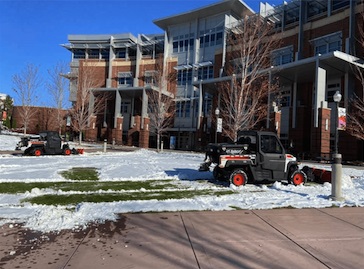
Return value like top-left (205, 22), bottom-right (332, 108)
top-left (22, 189), bottom-right (235, 206)
top-left (59, 167), bottom-right (99, 181)
top-left (0, 180), bottom-right (177, 194)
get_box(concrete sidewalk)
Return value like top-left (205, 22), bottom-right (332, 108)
top-left (1, 207), bottom-right (363, 269)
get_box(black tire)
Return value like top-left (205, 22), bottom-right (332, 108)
top-left (33, 148), bottom-right (42, 156)
top-left (290, 170), bottom-right (307, 186)
top-left (213, 166), bottom-right (224, 180)
top-left (63, 148), bottom-right (72, 155)
top-left (229, 169), bottom-right (248, 186)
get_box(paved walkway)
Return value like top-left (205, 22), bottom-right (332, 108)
top-left (1, 207), bottom-right (363, 269)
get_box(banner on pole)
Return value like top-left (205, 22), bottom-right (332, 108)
top-left (217, 118), bottom-right (222, 133)
top-left (338, 107), bottom-right (346, 130)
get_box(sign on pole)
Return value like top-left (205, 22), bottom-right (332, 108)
top-left (217, 118), bottom-right (222, 133)
top-left (338, 107), bottom-right (346, 130)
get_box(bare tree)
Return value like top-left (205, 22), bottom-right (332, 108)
top-left (145, 56), bottom-right (176, 151)
top-left (346, 9), bottom-right (364, 140)
top-left (218, 15), bottom-right (280, 142)
top-left (12, 64), bottom-right (41, 134)
top-left (70, 60), bottom-right (109, 145)
top-left (46, 61), bottom-right (69, 135)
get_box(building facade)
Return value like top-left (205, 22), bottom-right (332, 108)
top-left (62, 0), bottom-right (364, 161)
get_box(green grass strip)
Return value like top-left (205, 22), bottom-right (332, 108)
top-left (0, 180), bottom-right (178, 194)
top-left (22, 190), bottom-right (235, 206)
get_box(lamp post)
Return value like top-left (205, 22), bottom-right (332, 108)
top-left (215, 107), bottom-right (220, 143)
top-left (333, 91), bottom-right (342, 154)
top-left (331, 90), bottom-right (343, 201)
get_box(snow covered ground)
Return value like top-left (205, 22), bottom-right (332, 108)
top-left (0, 132), bottom-right (363, 232)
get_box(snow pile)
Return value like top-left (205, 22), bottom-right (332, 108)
top-left (0, 133), bottom-right (364, 232)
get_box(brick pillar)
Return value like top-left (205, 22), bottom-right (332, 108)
top-left (85, 115), bottom-right (97, 142)
top-left (311, 107), bottom-right (331, 160)
top-left (139, 117), bottom-right (150, 148)
top-left (111, 116), bottom-right (123, 145)
top-left (127, 116), bottom-right (140, 146)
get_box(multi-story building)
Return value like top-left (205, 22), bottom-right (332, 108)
top-left (62, 0), bottom-right (364, 161)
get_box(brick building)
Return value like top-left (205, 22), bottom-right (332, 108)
top-left (11, 106), bottom-right (69, 135)
top-left (61, 0), bottom-right (364, 161)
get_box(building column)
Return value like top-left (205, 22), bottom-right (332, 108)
top-left (139, 117), bottom-right (150, 148)
top-left (85, 115), bottom-right (97, 142)
top-left (111, 116), bottom-right (123, 145)
top-left (114, 90), bottom-right (122, 128)
top-left (141, 88), bottom-right (148, 129)
top-left (314, 59), bottom-right (327, 127)
top-left (311, 107), bottom-right (331, 160)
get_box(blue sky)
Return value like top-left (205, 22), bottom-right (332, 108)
top-left (0, 0), bottom-right (283, 106)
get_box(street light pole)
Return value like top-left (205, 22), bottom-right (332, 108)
top-left (331, 90), bottom-right (343, 201)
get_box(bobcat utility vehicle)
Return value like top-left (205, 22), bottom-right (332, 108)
top-left (15, 131), bottom-right (80, 156)
top-left (199, 130), bottom-right (306, 186)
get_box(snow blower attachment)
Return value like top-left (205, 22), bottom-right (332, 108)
top-left (15, 131), bottom-right (83, 156)
top-left (199, 130), bottom-right (307, 186)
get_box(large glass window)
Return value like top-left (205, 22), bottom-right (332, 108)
top-left (115, 48), bottom-right (126, 59)
top-left (177, 69), bottom-right (193, 85)
top-left (313, 32), bottom-right (342, 55)
top-left (73, 49), bottom-right (85, 59)
top-left (261, 135), bottom-right (283, 154)
top-left (272, 46), bottom-right (293, 66)
top-left (172, 34), bottom-right (195, 53)
top-left (216, 32), bottom-right (223, 45)
top-left (101, 49), bottom-right (109, 59)
top-left (88, 49), bottom-right (99, 59)
top-left (197, 66), bottom-right (214, 80)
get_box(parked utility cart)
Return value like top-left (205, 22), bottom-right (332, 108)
top-left (199, 130), bottom-right (306, 186)
top-left (16, 131), bottom-right (82, 156)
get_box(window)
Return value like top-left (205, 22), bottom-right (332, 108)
top-left (177, 69), bottom-right (193, 85)
top-left (312, 32), bottom-right (342, 55)
top-left (216, 32), bottom-right (223, 45)
top-left (175, 100), bottom-right (192, 118)
top-left (173, 41), bottom-right (178, 53)
top-left (73, 49), bottom-right (85, 59)
top-left (261, 135), bottom-right (283, 154)
top-left (200, 31), bottom-right (223, 48)
top-left (197, 66), bottom-right (214, 80)
top-left (144, 70), bottom-right (157, 86)
top-left (101, 49), bottom-right (109, 59)
top-left (118, 72), bottom-right (133, 87)
top-left (332, 0), bottom-right (350, 11)
top-left (176, 101), bottom-right (182, 117)
top-left (184, 101), bottom-right (191, 117)
top-left (272, 46), bottom-right (293, 66)
top-left (120, 101), bottom-right (130, 114)
top-left (115, 49), bottom-right (126, 59)
top-left (88, 49), bottom-right (99, 59)
top-left (189, 39), bottom-right (194, 50)
top-left (172, 34), bottom-right (195, 53)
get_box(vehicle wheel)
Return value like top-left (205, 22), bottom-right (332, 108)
top-left (213, 166), bottom-right (223, 180)
top-left (34, 149), bottom-right (42, 156)
top-left (64, 148), bottom-right (71, 155)
top-left (290, 170), bottom-right (307, 186)
top-left (230, 169), bottom-right (248, 186)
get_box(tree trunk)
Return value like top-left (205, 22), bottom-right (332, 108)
top-left (157, 133), bottom-right (160, 152)
top-left (79, 131), bottom-right (83, 145)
